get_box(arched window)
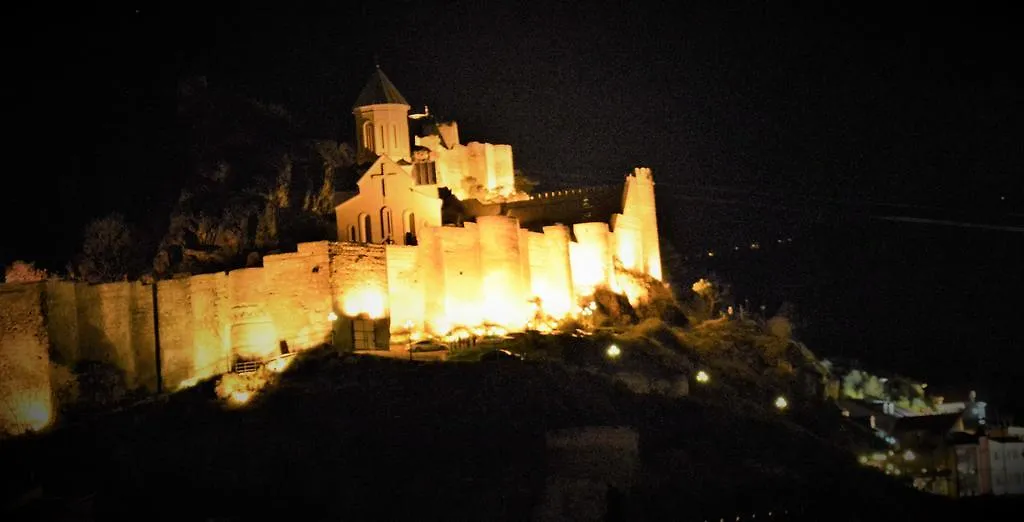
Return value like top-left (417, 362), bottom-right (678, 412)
top-left (379, 126), bottom-right (386, 152)
top-left (404, 210), bottom-right (416, 236)
top-left (359, 213), bottom-right (372, 243)
top-left (392, 126), bottom-right (399, 150)
top-left (362, 122), bottom-right (374, 152)
top-left (380, 207), bottom-right (394, 242)
top-left (402, 210), bottom-right (417, 245)
top-left (348, 225), bottom-right (357, 242)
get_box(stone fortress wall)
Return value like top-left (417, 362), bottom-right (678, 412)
top-left (0, 168), bottom-right (661, 436)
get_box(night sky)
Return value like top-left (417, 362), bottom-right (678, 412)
top-left (3, 3), bottom-right (1021, 411)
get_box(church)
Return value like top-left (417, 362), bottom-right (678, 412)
top-left (332, 67), bottom-right (664, 338)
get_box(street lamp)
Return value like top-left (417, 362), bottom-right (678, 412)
top-left (696, 370), bottom-right (710, 384)
top-left (606, 344), bottom-right (621, 359)
top-left (774, 395), bottom-right (788, 411)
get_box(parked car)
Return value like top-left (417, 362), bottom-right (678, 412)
top-left (409, 339), bottom-right (449, 352)
top-left (476, 335), bottom-right (514, 349)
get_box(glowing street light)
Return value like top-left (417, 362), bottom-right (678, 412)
top-left (696, 370), bottom-right (710, 384)
top-left (774, 395), bottom-right (788, 411)
top-left (606, 344), bottom-right (621, 358)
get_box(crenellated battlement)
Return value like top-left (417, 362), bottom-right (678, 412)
top-left (630, 167), bottom-right (654, 183)
top-left (525, 184), bottom-right (620, 201)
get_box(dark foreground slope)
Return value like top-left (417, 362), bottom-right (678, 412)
top-left (0, 349), bottom-right (999, 521)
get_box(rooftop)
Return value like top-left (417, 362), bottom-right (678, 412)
top-left (353, 67), bottom-right (410, 109)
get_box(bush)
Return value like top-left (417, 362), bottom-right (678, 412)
top-left (4, 260), bottom-right (49, 283)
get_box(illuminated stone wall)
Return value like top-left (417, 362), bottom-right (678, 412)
top-left (0, 282), bottom-right (53, 436)
top-left (73, 281), bottom-right (157, 389)
top-left (477, 216), bottom-right (527, 327)
top-left (541, 225), bottom-right (576, 318)
top-left (385, 245), bottom-right (423, 331)
top-left (185, 272), bottom-right (231, 383)
top-left (571, 222), bottom-right (613, 297)
top-left (44, 280), bottom-right (79, 364)
top-left (330, 242), bottom-right (389, 319)
top-left (0, 165), bottom-right (664, 433)
top-left (262, 241), bottom-right (333, 353)
top-left (156, 276), bottom-right (199, 390)
top-left (430, 224), bottom-right (481, 329)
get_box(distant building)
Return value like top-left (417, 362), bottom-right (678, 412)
top-left (953, 434), bottom-right (1024, 497)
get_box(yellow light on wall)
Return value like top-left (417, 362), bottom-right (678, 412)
top-left (230, 390), bottom-right (252, 406)
top-left (342, 287), bottom-right (386, 318)
top-left (265, 356), bottom-right (293, 374)
top-left (696, 370), bottom-right (710, 384)
top-left (327, 312), bottom-right (338, 322)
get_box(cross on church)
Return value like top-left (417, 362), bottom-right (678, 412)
top-left (370, 164), bottom-right (397, 197)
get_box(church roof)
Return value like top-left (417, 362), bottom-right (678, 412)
top-left (353, 67), bottom-right (409, 109)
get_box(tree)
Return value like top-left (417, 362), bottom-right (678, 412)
top-left (76, 213), bottom-right (146, 283)
top-left (689, 278), bottom-right (722, 321)
top-left (842, 370), bottom-right (865, 399)
top-left (4, 260), bottom-right (48, 283)
top-left (862, 374), bottom-right (885, 399)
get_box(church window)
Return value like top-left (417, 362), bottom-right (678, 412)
top-left (362, 122), bottom-right (374, 152)
top-left (392, 126), bottom-right (398, 150)
top-left (380, 126), bottom-right (387, 151)
top-left (405, 211), bottom-right (416, 236)
top-left (359, 213), bottom-right (372, 243)
top-left (381, 207), bottom-right (394, 241)
top-left (348, 225), bottom-right (357, 242)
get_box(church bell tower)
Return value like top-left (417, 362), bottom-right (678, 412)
top-left (353, 66), bottom-right (412, 165)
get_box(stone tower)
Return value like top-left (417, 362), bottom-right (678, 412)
top-left (622, 167), bottom-right (662, 280)
top-left (353, 66), bottom-right (412, 165)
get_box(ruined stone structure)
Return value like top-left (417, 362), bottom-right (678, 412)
top-left (0, 67), bottom-right (664, 436)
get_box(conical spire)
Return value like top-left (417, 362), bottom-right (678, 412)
top-left (352, 67), bottom-right (409, 109)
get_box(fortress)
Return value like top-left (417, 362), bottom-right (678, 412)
top-left (0, 68), bottom-right (663, 435)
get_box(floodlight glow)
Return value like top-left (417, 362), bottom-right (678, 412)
top-left (774, 396), bottom-right (788, 410)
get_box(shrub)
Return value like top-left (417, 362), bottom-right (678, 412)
top-left (4, 260), bottom-right (48, 283)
